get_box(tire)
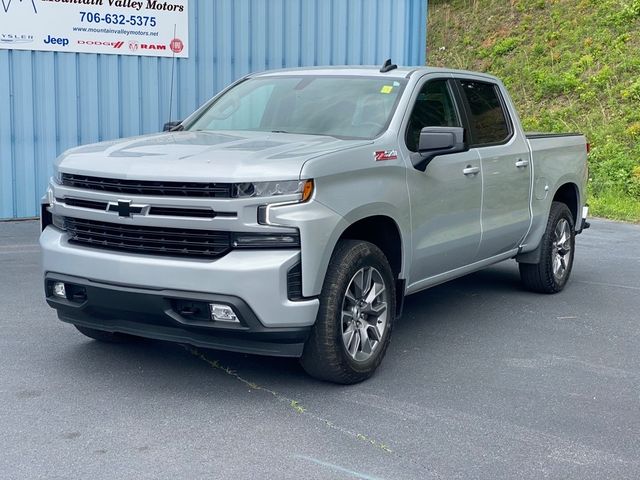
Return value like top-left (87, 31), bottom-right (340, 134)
top-left (74, 325), bottom-right (137, 343)
top-left (519, 201), bottom-right (576, 294)
top-left (300, 240), bottom-right (396, 384)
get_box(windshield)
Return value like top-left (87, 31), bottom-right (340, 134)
top-left (187, 75), bottom-right (406, 139)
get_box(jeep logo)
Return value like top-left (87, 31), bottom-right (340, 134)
top-left (44, 35), bottom-right (69, 47)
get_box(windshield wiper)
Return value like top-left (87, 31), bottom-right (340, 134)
top-left (271, 130), bottom-right (349, 139)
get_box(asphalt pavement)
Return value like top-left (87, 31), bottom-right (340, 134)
top-left (0, 219), bottom-right (639, 479)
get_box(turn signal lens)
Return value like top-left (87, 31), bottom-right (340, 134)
top-left (301, 179), bottom-right (314, 202)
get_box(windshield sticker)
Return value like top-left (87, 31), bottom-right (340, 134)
top-left (380, 85), bottom-right (394, 94)
top-left (374, 150), bottom-right (398, 161)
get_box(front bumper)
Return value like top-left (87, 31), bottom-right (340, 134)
top-left (45, 273), bottom-right (310, 357)
top-left (41, 226), bottom-right (320, 355)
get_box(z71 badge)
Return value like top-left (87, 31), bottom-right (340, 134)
top-left (374, 150), bottom-right (398, 161)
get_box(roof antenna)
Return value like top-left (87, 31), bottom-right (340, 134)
top-left (380, 58), bottom-right (397, 73)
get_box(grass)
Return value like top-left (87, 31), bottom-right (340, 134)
top-left (427, 0), bottom-right (640, 222)
top-left (589, 190), bottom-right (640, 221)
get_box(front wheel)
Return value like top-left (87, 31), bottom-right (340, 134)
top-left (519, 201), bottom-right (576, 293)
top-left (300, 240), bottom-right (396, 384)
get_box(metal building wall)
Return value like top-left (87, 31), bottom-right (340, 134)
top-left (0, 0), bottom-right (427, 219)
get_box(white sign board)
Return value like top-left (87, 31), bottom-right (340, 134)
top-left (0, 0), bottom-right (189, 57)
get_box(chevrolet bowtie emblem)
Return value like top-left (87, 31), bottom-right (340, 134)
top-left (107, 200), bottom-right (143, 218)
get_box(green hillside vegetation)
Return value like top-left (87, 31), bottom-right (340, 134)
top-left (427, 0), bottom-right (640, 221)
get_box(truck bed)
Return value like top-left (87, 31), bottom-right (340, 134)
top-left (520, 132), bottom-right (588, 252)
top-left (525, 132), bottom-right (583, 139)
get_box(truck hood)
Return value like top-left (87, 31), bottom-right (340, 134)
top-left (56, 131), bottom-right (371, 182)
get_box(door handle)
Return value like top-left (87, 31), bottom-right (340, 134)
top-left (515, 159), bottom-right (530, 168)
top-left (463, 165), bottom-right (480, 176)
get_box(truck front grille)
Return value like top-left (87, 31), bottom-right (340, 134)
top-left (64, 217), bottom-right (232, 259)
top-left (61, 173), bottom-right (232, 198)
top-left (58, 197), bottom-right (236, 219)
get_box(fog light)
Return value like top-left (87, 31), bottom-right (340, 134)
top-left (53, 282), bottom-right (66, 299)
top-left (209, 304), bottom-right (239, 323)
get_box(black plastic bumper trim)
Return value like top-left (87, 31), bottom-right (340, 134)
top-left (44, 273), bottom-right (310, 358)
top-left (41, 203), bottom-right (52, 231)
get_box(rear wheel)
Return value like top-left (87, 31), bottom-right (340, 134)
top-left (300, 240), bottom-right (395, 384)
top-left (520, 201), bottom-right (575, 293)
top-left (74, 325), bottom-right (137, 343)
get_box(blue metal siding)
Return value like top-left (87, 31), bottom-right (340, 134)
top-left (0, 0), bottom-right (427, 219)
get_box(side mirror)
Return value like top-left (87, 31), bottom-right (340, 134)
top-left (414, 126), bottom-right (468, 172)
top-left (163, 121), bottom-right (183, 132)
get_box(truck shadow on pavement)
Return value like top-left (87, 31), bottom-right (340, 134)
top-left (57, 262), bottom-right (525, 393)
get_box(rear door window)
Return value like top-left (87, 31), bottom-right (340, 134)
top-left (458, 80), bottom-right (511, 146)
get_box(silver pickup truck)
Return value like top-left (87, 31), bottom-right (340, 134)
top-left (40, 63), bottom-right (589, 383)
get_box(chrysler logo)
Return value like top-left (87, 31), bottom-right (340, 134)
top-left (107, 200), bottom-right (143, 217)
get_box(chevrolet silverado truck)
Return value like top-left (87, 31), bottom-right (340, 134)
top-left (40, 63), bottom-right (589, 384)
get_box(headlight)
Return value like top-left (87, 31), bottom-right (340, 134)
top-left (232, 232), bottom-right (300, 248)
top-left (232, 179), bottom-right (313, 201)
top-left (53, 170), bottom-right (63, 185)
top-left (52, 215), bottom-right (66, 230)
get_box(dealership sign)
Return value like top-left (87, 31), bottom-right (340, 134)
top-left (0, 0), bottom-right (188, 57)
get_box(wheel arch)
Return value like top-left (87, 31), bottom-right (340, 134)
top-left (339, 216), bottom-right (403, 278)
top-left (552, 182), bottom-right (580, 226)
top-left (517, 186), bottom-right (578, 265)
top-left (335, 214), bottom-right (406, 318)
